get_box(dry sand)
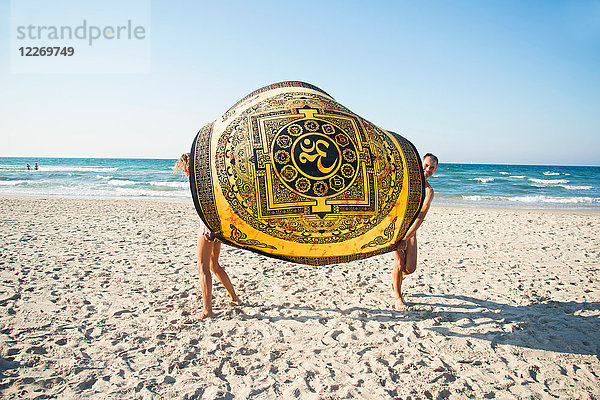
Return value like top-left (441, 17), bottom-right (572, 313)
top-left (0, 196), bottom-right (599, 399)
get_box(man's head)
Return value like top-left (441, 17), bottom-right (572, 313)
top-left (423, 153), bottom-right (438, 179)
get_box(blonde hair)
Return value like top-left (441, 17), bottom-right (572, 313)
top-left (173, 153), bottom-right (190, 177)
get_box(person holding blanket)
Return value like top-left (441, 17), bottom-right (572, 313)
top-left (392, 153), bottom-right (438, 310)
top-left (174, 153), bottom-right (241, 318)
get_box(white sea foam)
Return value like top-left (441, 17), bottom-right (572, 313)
top-left (0, 184), bottom-right (189, 199)
top-left (471, 177), bottom-right (494, 184)
top-left (39, 166), bottom-right (118, 172)
top-left (0, 164), bottom-right (29, 171)
top-left (509, 175), bottom-right (526, 179)
top-left (462, 195), bottom-right (598, 204)
top-left (559, 185), bottom-right (592, 190)
top-left (0, 180), bottom-right (28, 186)
top-left (498, 172), bottom-right (510, 175)
top-left (149, 181), bottom-right (188, 189)
top-left (511, 196), bottom-right (596, 204)
top-left (543, 171), bottom-right (560, 176)
top-left (108, 179), bottom-right (136, 186)
top-left (96, 175), bottom-right (113, 180)
top-left (461, 195), bottom-right (487, 202)
top-left (0, 180), bottom-right (57, 187)
top-left (113, 187), bottom-right (191, 198)
top-left (529, 178), bottom-right (570, 185)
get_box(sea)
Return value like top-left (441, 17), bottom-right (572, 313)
top-left (0, 157), bottom-right (599, 209)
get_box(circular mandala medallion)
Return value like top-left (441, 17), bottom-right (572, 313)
top-left (272, 119), bottom-right (359, 198)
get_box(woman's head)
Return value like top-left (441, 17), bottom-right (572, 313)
top-left (423, 153), bottom-right (438, 179)
top-left (173, 153), bottom-right (190, 177)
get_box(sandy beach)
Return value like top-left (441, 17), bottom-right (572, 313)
top-left (0, 196), bottom-right (599, 399)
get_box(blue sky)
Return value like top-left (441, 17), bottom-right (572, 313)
top-left (1, 0), bottom-right (599, 165)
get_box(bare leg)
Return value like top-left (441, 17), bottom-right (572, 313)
top-left (392, 235), bottom-right (417, 310)
top-left (197, 231), bottom-right (214, 318)
top-left (392, 248), bottom-right (407, 310)
top-left (209, 241), bottom-right (241, 304)
top-left (403, 235), bottom-right (418, 275)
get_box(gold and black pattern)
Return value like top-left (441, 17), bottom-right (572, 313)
top-left (360, 216), bottom-right (398, 249)
top-left (190, 81), bottom-right (425, 266)
top-left (387, 130), bottom-right (425, 241)
top-left (190, 122), bottom-right (221, 234)
top-left (284, 243), bottom-right (397, 266)
top-left (215, 98), bottom-right (405, 245)
top-left (211, 237), bottom-right (398, 266)
top-left (222, 81), bottom-right (333, 123)
top-left (271, 117), bottom-right (360, 199)
top-left (230, 224), bottom-right (277, 250)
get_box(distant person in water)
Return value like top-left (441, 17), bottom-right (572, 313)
top-left (392, 153), bottom-right (438, 310)
top-left (26, 163), bottom-right (31, 170)
top-left (174, 153), bottom-right (241, 318)
top-left (34, 163), bottom-right (38, 170)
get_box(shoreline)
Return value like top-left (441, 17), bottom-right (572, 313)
top-left (1, 196), bottom-right (599, 398)
top-left (1, 194), bottom-right (599, 214)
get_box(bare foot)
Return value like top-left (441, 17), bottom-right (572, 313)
top-left (394, 297), bottom-right (408, 311)
top-left (230, 297), bottom-right (242, 306)
top-left (199, 310), bottom-right (214, 319)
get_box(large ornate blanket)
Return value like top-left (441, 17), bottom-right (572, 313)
top-left (190, 81), bottom-right (424, 266)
